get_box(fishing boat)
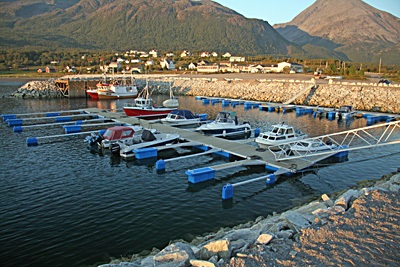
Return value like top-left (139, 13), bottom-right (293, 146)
top-left (85, 125), bottom-right (143, 149)
top-left (86, 88), bottom-right (99, 99)
top-left (119, 129), bottom-right (180, 159)
top-left (123, 80), bottom-right (176, 119)
top-left (162, 82), bottom-right (179, 108)
top-left (161, 109), bottom-right (207, 127)
top-left (96, 74), bottom-right (138, 99)
top-left (195, 111), bottom-right (251, 140)
top-left (255, 123), bottom-right (307, 149)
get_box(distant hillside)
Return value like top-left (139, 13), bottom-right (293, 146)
top-left (0, 0), bottom-right (301, 57)
top-left (274, 0), bottom-right (400, 64)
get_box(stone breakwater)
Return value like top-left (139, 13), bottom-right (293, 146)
top-left (156, 77), bottom-right (400, 114)
top-left (11, 79), bottom-right (65, 98)
top-left (98, 169), bottom-right (400, 267)
top-left (12, 77), bottom-right (400, 113)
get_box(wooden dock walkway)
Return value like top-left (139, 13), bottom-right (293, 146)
top-left (83, 108), bottom-right (336, 174)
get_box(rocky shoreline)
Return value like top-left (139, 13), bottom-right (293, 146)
top-left (10, 76), bottom-right (400, 113)
top-left (96, 168), bottom-right (399, 267)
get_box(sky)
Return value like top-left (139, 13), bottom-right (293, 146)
top-left (212, 0), bottom-right (400, 25)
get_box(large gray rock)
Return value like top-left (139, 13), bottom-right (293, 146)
top-left (334, 189), bottom-right (359, 210)
top-left (197, 239), bottom-right (231, 261)
top-left (153, 242), bottom-right (195, 267)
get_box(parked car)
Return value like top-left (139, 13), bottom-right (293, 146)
top-left (378, 79), bottom-right (392, 85)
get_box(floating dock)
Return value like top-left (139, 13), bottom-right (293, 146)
top-left (81, 108), bottom-right (343, 174)
top-left (3, 107), bottom-right (398, 200)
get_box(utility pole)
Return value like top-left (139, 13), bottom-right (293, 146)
top-left (378, 58), bottom-right (382, 74)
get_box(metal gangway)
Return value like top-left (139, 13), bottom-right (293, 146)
top-left (269, 120), bottom-right (400, 162)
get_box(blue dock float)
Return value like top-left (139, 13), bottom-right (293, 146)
top-left (12, 118), bottom-right (109, 132)
top-left (25, 129), bottom-right (106, 146)
top-left (1, 114), bottom-right (16, 121)
top-left (327, 111), bottom-right (336, 120)
top-left (186, 167), bottom-right (216, 184)
top-left (222, 99), bottom-right (231, 106)
top-left (202, 98), bottom-right (210, 105)
top-left (221, 173), bottom-right (278, 200)
top-left (133, 147), bottom-right (158, 159)
top-left (46, 112), bottom-right (61, 117)
top-left (6, 114), bottom-right (98, 127)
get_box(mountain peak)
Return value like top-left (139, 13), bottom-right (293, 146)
top-left (274, 0), bottom-right (400, 63)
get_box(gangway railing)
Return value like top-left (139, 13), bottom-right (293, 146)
top-left (269, 120), bottom-right (400, 161)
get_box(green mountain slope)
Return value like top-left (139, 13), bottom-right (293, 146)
top-left (0, 0), bottom-right (300, 57)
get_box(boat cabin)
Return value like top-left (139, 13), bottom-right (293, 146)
top-left (215, 111), bottom-right (238, 125)
top-left (102, 126), bottom-right (136, 141)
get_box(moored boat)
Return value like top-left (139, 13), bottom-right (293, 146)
top-left (161, 109), bottom-right (207, 127)
top-left (85, 125), bottom-right (143, 148)
top-left (87, 73), bottom-right (139, 100)
top-left (162, 82), bottom-right (179, 108)
top-left (255, 123), bottom-right (307, 149)
top-left (119, 129), bottom-right (180, 159)
top-left (195, 111), bottom-right (251, 140)
top-left (123, 81), bottom-right (176, 119)
top-left (86, 88), bottom-right (99, 99)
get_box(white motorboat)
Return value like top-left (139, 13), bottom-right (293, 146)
top-left (195, 111), bottom-right (251, 140)
top-left (119, 129), bottom-right (180, 159)
top-left (290, 139), bottom-right (338, 153)
top-left (161, 109), bottom-right (207, 127)
top-left (255, 123), bottom-right (307, 149)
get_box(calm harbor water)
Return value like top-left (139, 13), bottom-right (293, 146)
top-left (0, 80), bottom-right (399, 267)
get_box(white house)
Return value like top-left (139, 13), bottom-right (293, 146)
top-left (160, 58), bottom-right (175, 70)
top-left (230, 56), bottom-right (245, 62)
top-left (145, 60), bottom-right (154, 66)
top-left (211, 52), bottom-right (219, 57)
top-left (197, 64), bottom-right (219, 73)
top-left (200, 52), bottom-right (210, 57)
top-left (180, 50), bottom-right (191, 57)
top-left (222, 52), bottom-right (232, 58)
top-left (188, 62), bottom-right (197, 70)
top-left (276, 62), bottom-right (304, 73)
top-left (149, 50), bottom-right (158, 58)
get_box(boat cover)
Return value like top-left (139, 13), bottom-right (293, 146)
top-left (169, 109), bottom-right (197, 119)
top-left (141, 129), bottom-right (156, 141)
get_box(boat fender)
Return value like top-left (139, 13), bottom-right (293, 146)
top-left (254, 128), bottom-right (260, 137)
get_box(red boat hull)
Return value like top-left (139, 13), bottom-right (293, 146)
top-left (123, 107), bottom-right (175, 119)
top-left (86, 91), bottom-right (99, 99)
